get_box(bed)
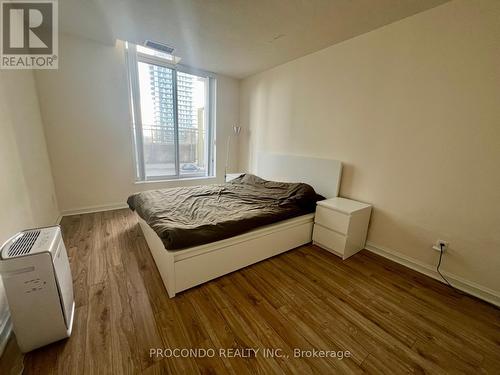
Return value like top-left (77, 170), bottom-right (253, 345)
top-left (130, 152), bottom-right (342, 297)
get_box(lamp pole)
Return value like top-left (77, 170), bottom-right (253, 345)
top-left (225, 125), bottom-right (241, 181)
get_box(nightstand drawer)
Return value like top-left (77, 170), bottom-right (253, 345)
top-left (314, 206), bottom-right (349, 234)
top-left (313, 224), bottom-right (346, 254)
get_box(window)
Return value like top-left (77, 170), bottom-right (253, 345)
top-left (126, 43), bottom-right (215, 181)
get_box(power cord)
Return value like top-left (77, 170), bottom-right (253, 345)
top-left (436, 243), bottom-right (465, 295)
top-left (436, 243), bottom-right (454, 288)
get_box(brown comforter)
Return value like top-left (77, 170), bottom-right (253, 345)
top-left (127, 174), bottom-right (322, 250)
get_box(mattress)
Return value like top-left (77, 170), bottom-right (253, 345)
top-left (127, 174), bottom-right (322, 250)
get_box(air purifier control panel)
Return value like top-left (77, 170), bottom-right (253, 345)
top-left (36, 233), bottom-right (51, 250)
top-left (32, 227), bottom-right (60, 254)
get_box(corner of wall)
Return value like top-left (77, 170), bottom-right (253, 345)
top-left (32, 71), bottom-right (61, 219)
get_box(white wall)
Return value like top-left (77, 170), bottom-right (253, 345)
top-left (239, 0), bottom-right (500, 294)
top-left (35, 34), bottom-right (240, 213)
top-left (0, 70), bottom-right (59, 352)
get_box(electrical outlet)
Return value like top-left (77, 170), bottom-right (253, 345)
top-left (432, 240), bottom-right (449, 252)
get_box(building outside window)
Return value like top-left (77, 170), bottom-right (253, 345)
top-left (127, 43), bottom-right (216, 181)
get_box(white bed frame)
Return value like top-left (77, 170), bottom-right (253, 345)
top-left (137, 152), bottom-right (342, 297)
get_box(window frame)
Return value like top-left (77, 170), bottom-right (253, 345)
top-left (126, 43), bottom-right (216, 182)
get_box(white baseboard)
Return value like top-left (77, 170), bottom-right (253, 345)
top-left (365, 241), bottom-right (500, 307)
top-left (60, 203), bottom-right (129, 218)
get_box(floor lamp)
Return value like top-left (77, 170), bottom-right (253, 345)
top-left (225, 125), bottom-right (242, 180)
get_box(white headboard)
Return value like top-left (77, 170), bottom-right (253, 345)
top-left (256, 152), bottom-right (342, 198)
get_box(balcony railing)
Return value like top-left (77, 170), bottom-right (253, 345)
top-left (141, 124), bottom-right (206, 166)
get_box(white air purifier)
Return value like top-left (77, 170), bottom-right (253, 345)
top-left (0, 226), bottom-right (75, 352)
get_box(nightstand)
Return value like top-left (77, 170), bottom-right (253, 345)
top-left (312, 197), bottom-right (372, 259)
top-left (225, 173), bottom-right (244, 182)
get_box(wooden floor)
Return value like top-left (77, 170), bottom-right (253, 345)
top-left (23, 209), bottom-right (500, 374)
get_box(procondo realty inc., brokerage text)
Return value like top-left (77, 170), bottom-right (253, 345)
top-left (150, 347), bottom-right (352, 360)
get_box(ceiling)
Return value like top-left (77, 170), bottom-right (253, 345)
top-left (60, 0), bottom-right (450, 78)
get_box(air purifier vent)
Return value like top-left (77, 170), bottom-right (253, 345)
top-left (8, 230), bottom-right (41, 257)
